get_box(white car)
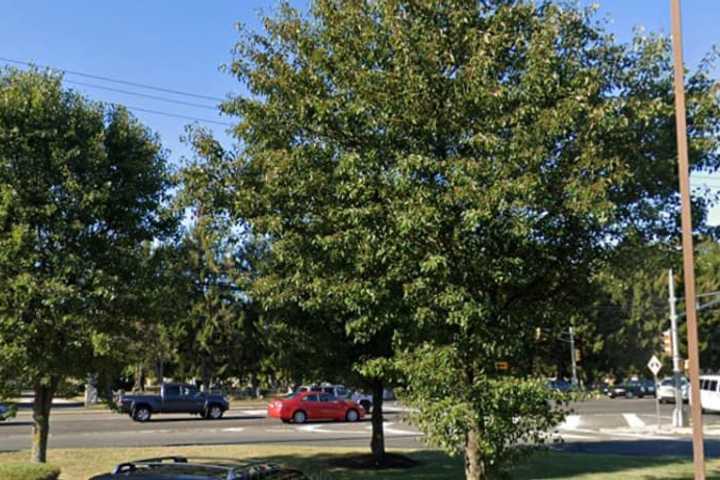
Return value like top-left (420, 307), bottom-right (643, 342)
top-left (690, 375), bottom-right (720, 412)
top-left (656, 377), bottom-right (688, 403)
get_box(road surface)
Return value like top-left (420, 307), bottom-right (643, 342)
top-left (3, 398), bottom-right (720, 457)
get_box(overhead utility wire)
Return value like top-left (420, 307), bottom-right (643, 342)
top-left (64, 79), bottom-right (219, 110)
top-left (0, 56), bottom-right (225, 102)
top-left (0, 58), bottom-right (232, 127)
top-left (115, 105), bottom-right (233, 127)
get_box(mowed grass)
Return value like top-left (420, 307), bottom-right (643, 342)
top-left (3, 446), bottom-right (720, 479)
top-left (0, 446), bottom-right (461, 480)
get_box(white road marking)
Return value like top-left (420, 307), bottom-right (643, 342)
top-left (622, 413), bottom-right (646, 429)
top-left (296, 424), bottom-right (323, 433)
top-left (296, 424), bottom-right (363, 435)
top-left (600, 430), bottom-right (676, 441)
top-left (558, 415), bottom-right (581, 430)
top-left (295, 421), bottom-right (420, 436)
top-left (557, 427), bottom-right (605, 435)
top-left (221, 427), bottom-right (245, 432)
top-left (558, 433), bottom-right (597, 440)
top-left (381, 422), bottom-right (423, 436)
top-left (235, 409), bottom-right (267, 416)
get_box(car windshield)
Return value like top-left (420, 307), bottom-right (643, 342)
top-left (661, 379), bottom-right (674, 386)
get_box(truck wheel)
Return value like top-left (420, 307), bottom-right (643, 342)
top-left (206, 405), bottom-right (224, 420)
top-left (132, 406), bottom-right (152, 422)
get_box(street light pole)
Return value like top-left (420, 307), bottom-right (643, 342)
top-left (670, 1), bottom-right (705, 477)
top-left (668, 269), bottom-right (686, 427)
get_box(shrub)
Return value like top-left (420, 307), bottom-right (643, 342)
top-left (0, 463), bottom-right (61, 480)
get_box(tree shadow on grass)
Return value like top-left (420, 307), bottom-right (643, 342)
top-left (168, 451), bottom-right (463, 480)
top-left (148, 446), bottom-right (704, 479)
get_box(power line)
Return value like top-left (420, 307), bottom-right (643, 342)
top-left (115, 104), bottom-right (233, 127)
top-left (64, 79), bottom-right (218, 111)
top-left (0, 58), bottom-right (233, 127)
top-left (0, 56), bottom-right (225, 102)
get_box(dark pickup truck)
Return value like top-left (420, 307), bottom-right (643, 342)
top-left (117, 384), bottom-right (229, 422)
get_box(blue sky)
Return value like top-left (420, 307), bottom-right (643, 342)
top-left (1, 1), bottom-right (719, 220)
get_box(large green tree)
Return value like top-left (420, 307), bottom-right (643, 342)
top-left (167, 128), bottom-right (268, 390)
top-left (220, 1), bottom-right (720, 478)
top-left (0, 69), bottom-right (171, 462)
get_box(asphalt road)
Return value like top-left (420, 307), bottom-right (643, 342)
top-left (0, 405), bottom-right (424, 452)
top-left (3, 397), bottom-right (720, 457)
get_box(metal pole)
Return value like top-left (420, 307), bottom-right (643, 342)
top-left (569, 327), bottom-right (578, 388)
top-left (669, 269), bottom-right (686, 427)
top-left (655, 372), bottom-right (661, 429)
top-left (671, 1), bottom-right (705, 477)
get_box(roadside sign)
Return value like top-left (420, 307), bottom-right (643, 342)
top-left (495, 361), bottom-right (509, 371)
top-left (647, 355), bottom-right (662, 376)
top-left (647, 354), bottom-right (663, 429)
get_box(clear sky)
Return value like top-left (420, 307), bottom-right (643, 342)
top-left (1, 1), bottom-right (719, 220)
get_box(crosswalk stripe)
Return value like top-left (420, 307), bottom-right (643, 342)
top-left (559, 433), bottom-right (597, 440)
top-left (559, 415), bottom-right (581, 430)
top-left (622, 413), bottom-right (646, 429)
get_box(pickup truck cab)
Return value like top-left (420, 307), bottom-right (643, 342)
top-left (117, 384), bottom-right (229, 422)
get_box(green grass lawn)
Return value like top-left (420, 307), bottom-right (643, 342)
top-left (3, 446), bottom-right (720, 479)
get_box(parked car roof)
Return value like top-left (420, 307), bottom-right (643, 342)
top-left (88, 456), bottom-right (307, 479)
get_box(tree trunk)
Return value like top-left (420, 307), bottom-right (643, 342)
top-left (201, 356), bottom-right (211, 392)
top-left (31, 377), bottom-right (58, 463)
top-left (154, 359), bottom-right (165, 385)
top-left (84, 373), bottom-right (98, 407)
top-left (250, 373), bottom-right (260, 399)
top-left (464, 427), bottom-right (486, 480)
top-left (370, 379), bottom-right (385, 465)
top-left (133, 363), bottom-right (145, 392)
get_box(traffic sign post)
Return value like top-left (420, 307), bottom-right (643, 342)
top-left (648, 355), bottom-right (663, 429)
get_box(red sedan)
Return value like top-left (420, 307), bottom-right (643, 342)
top-left (267, 391), bottom-right (365, 423)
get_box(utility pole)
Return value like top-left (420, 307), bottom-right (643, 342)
top-left (668, 269), bottom-right (686, 427)
top-left (671, 1), bottom-right (705, 477)
top-left (569, 326), bottom-right (578, 388)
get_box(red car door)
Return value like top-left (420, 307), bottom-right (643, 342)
top-left (319, 393), bottom-right (341, 419)
top-left (300, 394), bottom-right (321, 420)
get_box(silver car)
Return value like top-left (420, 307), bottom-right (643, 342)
top-left (657, 377), bottom-right (688, 403)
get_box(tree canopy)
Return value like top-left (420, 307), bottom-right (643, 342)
top-left (218, 1), bottom-right (720, 478)
top-left (0, 68), bottom-right (172, 462)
